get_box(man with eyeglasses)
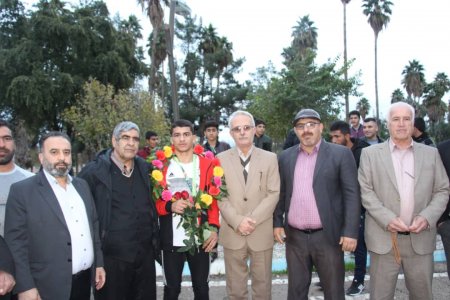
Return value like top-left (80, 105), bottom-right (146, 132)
top-left (78, 121), bottom-right (159, 300)
top-left (217, 111), bottom-right (280, 300)
top-left (0, 120), bottom-right (34, 237)
top-left (274, 108), bottom-right (360, 300)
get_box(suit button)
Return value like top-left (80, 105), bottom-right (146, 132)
top-left (243, 198), bottom-right (247, 201)
top-left (67, 242), bottom-right (71, 246)
top-left (68, 258), bottom-right (72, 262)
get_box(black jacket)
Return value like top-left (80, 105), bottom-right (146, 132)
top-left (78, 149), bottom-right (159, 255)
top-left (0, 235), bottom-right (14, 300)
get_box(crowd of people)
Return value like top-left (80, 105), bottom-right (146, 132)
top-left (0, 101), bottom-right (449, 300)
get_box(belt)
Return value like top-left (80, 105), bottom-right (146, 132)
top-left (298, 228), bottom-right (323, 234)
top-left (397, 231), bottom-right (410, 235)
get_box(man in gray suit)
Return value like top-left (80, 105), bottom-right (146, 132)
top-left (359, 102), bottom-right (449, 299)
top-left (5, 132), bottom-right (105, 300)
top-left (274, 108), bottom-right (360, 300)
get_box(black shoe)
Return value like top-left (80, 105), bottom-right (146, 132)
top-left (346, 280), bottom-right (365, 296)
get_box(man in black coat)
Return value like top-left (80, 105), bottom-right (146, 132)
top-left (437, 139), bottom-right (450, 278)
top-left (0, 235), bottom-right (15, 299)
top-left (78, 121), bottom-right (159, 300)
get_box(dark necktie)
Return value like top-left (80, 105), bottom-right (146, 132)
top-left (240, 156), bottom-right (251, 183)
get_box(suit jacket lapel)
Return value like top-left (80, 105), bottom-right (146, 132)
top-left (313, 140), bottom-right (328, 181)
top-left (413, 143), bottom-right (423, 187)
top-left (37, 172), bottom-right (68, 229)
top-left (380, 142), bottom-right (399, 192)
top-left (229, 149), bottom-right (246, 190)
top-left (246, 148), bottom-right (260, 191)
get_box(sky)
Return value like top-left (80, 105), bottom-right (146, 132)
top-left (26, 0), bottom-right (450, 120)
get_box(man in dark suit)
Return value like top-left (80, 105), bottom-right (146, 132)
top-left (437, 139), bottom-right (450, 278)
top-left (274, 108), bottom-right (360, 300)
top-left (0, 235), bottom-right (15, 299)
top-left (5, 132), bottom-right (105, 300)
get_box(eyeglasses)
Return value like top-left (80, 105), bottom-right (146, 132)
top-left (118, 135), bottom-right (140, 143)
top-left (0, 135), bottom-right (14, 143)
top-left (230, 125), bottom-right (254, 133)
top-left (295, 122), bottom-right (320, 130)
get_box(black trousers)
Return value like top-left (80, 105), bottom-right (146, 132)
top-left (286, 226), bottom-right (345, 300)
top-left (70, 269), bottom-right (91, 300)
top-left (162, 249), bottom-right (210, 300)
top-left (95, 249), bottom-right (156, 300)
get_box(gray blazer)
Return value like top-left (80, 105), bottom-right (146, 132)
top-left (274, 140), bottom-right (361, 245)
top-left (359, 141), bottom-right (449, 255)
top-left (5, 171), bottom-right (103, 300)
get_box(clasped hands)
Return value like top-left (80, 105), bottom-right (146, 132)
top-left (238, 217), bottom-right (256, 236)
top-left (387, 216), bottom-right (429, 234)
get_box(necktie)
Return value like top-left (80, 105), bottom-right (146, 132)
top-left (240, 156), bottom-right (251, 183)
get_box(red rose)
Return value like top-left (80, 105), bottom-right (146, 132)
top-left (155, 150), bottom-right (165, 161)
top-left (194, 144), bottom-right (204, 155)
top-left (208, 186), bottom-right (220, 196)
top-left (211, 158), bottom-right (220, 167)
top-left (174, 192), bottom-right (182, 200)
top-left (181, 190), bottom-right (190, 200)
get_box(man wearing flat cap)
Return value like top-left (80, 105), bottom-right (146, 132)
top-left (274, 108), bottom-right (361, 300)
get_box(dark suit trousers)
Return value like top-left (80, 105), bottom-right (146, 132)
top-left (286, 226), bottom-right (345, 300)
top-left (438, 219), bottom-right (450, 280)
top-left (70, 269), bottom-right (91, 300)
top-left (95, 249), bottom-right (156, 300)
top-left (353, 214), bottom-right (367, 283)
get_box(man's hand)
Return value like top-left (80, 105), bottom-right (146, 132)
top-left (0, 270), bottom-right (15, 295)
top-left (387, 217), bottom-right (409, 233)
top-left (171, 199), bottom-right (191, 214)
top-left (409, 216), bottom-right (429, 233)
top-left (339, 237), bottom-right (357, 252)
top-left (237, 217), bottom-right (256, 236)
top-left (18, 288), bottom-right (41, 300)
top-left (95, 267), bottom-right (106, 290)
top-left (273, 227), bottom-right (286, 244)
top-left (202, 230), bottom-right (218, 252)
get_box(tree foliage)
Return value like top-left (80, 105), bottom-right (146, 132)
top-left (63, 79), bottom-right (168, 157)
top-left (0, 0), bottom-right (147, 132)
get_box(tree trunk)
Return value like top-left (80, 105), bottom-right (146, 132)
top-left (374, 34), bottom-right (379, 122)
top-left (343, 2), bottom-right (349, 120)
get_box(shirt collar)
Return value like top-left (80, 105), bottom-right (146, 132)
top-left (237, 145), bottom-right (254, 160)
top-left (389, 138), bottom-right (414, 152)
top-left (43, 169), bottom-right (72, 186)
top-left (299, 139), bottom-right (322, 154)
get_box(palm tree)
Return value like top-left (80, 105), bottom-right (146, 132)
top-left (423, 72), bottom-right (450, 126)
top-left (341, 0), bottom-right (351, 119)
top-left (390, 88), bottom-right (405, 103)
top-left (362, 0), bottom-right (393, 122)
top-left (137, 0), bottom-right (168, 91)
top-left (215, 36), bottom-right (234, 91)
top-left (291, 15), bottom-right (318, 60)
top-left (356, 97), bottom-right (371, 120)
top-left (401, 60), bottom-right (425, 104)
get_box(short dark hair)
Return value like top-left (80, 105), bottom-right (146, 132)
top-left (329, 120), bottom-right (350, 135)
top-left (204, 120), bottom-right (219, 130)
top-left (255, 119), bottom-right (266, 126)
top-left (39, 131), bottom-right (71, 152)
top-left (0, 120), bottom-right (13, 133)
top-left (145, 130), bottom-right (158, 140)
top-left (414, 117), bottom-right (426, 133)
top-left (363, 117), bottom-right (377, 123)
top-left (171, 119), bottom-right (194, 135)
top-left (349, 110), bottom-right (361, 119)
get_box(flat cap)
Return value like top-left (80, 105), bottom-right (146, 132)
top-left (293, 108), bottom-right (321, 125)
